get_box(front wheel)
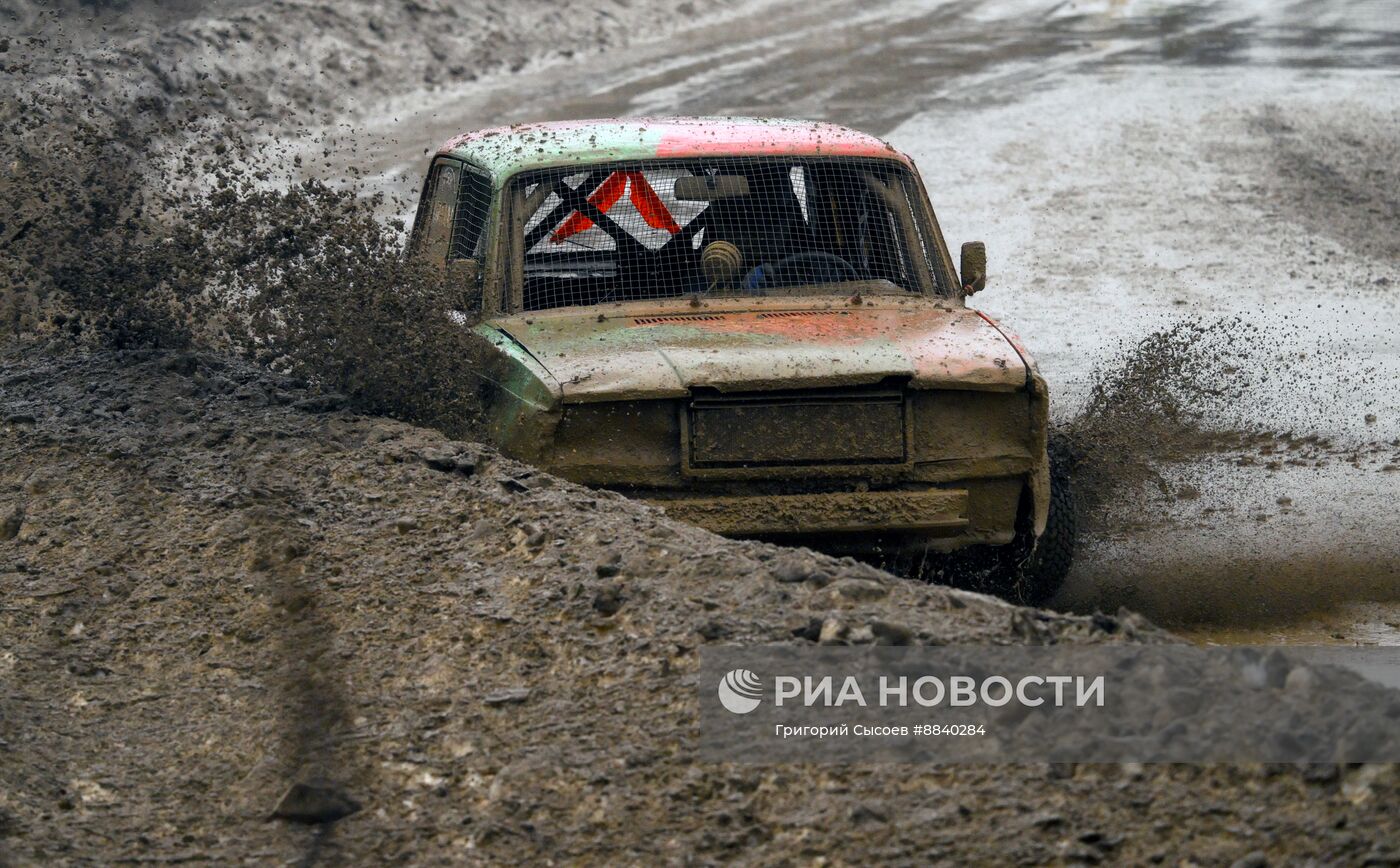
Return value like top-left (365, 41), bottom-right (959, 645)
top-left (1006, 443), bottom-right (1077, 604)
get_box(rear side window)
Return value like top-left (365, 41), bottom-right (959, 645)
top-left (453, 169), bottom-right (492, 259)
top-left (412, 159), bottom-right (492, 262)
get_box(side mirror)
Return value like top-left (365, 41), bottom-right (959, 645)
top-left (447, 259), bottom-right (484, 311)
top-left (960, 241), bottom-right (987, 294)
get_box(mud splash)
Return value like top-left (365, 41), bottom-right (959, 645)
top-left (1, 70), bottom-right (487, 436)
top-left (1060, 313), bottom-right (1396, 528)
top-left (1056, 317), bottom-right (1271, 533)
top-left (1056, 317), bottom-right (1400, 629)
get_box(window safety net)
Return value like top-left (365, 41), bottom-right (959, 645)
top-left (516, 158), bottom-right (941, 312)
top-left (413, 161), bottom-right (494, 263)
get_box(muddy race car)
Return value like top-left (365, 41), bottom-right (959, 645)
top-left (411, 117), bottom-right (1074, 602)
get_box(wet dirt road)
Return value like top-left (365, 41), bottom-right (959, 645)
top-left (348, 0), bottom-right (1400, 643)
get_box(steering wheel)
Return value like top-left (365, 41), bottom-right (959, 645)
top-left (745, 250), bottom-right (859, 291)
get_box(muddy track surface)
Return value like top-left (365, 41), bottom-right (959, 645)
top-left (1, 0), bottom-right (771, 127)
top-left (2, 344), bottom-right (1398, 865)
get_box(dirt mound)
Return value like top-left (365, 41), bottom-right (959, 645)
top-left (2, 343), bottom-right (1397, 865)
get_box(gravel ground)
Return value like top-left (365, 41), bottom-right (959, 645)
top-left (2, 343), bottom-right (1397, 865)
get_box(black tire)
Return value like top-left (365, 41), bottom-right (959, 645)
top-left (1007, 442), bottom-right (1077, 604)
top-left (912, 442), bottom-right (1077, 605)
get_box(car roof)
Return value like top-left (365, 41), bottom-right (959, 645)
top-left (436, 116), bottom-right (911, 183)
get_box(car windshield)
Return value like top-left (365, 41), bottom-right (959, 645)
top-left (515, 157), bottom-right (941, 311)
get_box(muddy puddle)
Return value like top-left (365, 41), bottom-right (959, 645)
top-left (1176, 600), bottom-right (1400, 646)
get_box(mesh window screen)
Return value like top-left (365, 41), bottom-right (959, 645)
top-left (413, 160), bottom-right (494, 262)
top-left (452, 169), bottom-right (492, 260)
top-left (516, 158), bottom-right (941, 312)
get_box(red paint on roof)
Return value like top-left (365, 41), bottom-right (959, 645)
top-left (650, 118), bottom-right (901, 160)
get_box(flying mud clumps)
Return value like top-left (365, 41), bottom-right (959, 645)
top-left (1057, 317), bottom-right (1271, 532)
top-left (1, 82), bottom-right (487, 437)
top-left (1053, 314), bottom-right (1399, 627)
top-left (1060, 312), bottom-right (1392, 538)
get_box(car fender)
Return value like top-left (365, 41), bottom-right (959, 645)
top-left (974, 310), bottom-right (1051, 537)
top-left (471, 323), bottom-right (564, 463)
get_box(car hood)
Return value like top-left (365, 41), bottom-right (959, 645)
top-left (490, 300), bottom-right (1028, 403)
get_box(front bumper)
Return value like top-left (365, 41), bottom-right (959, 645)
top-left (644, 489), bottom-right (969, 536)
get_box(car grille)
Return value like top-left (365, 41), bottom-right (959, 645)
top-left (687, 386), bottom-right (907, 468)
